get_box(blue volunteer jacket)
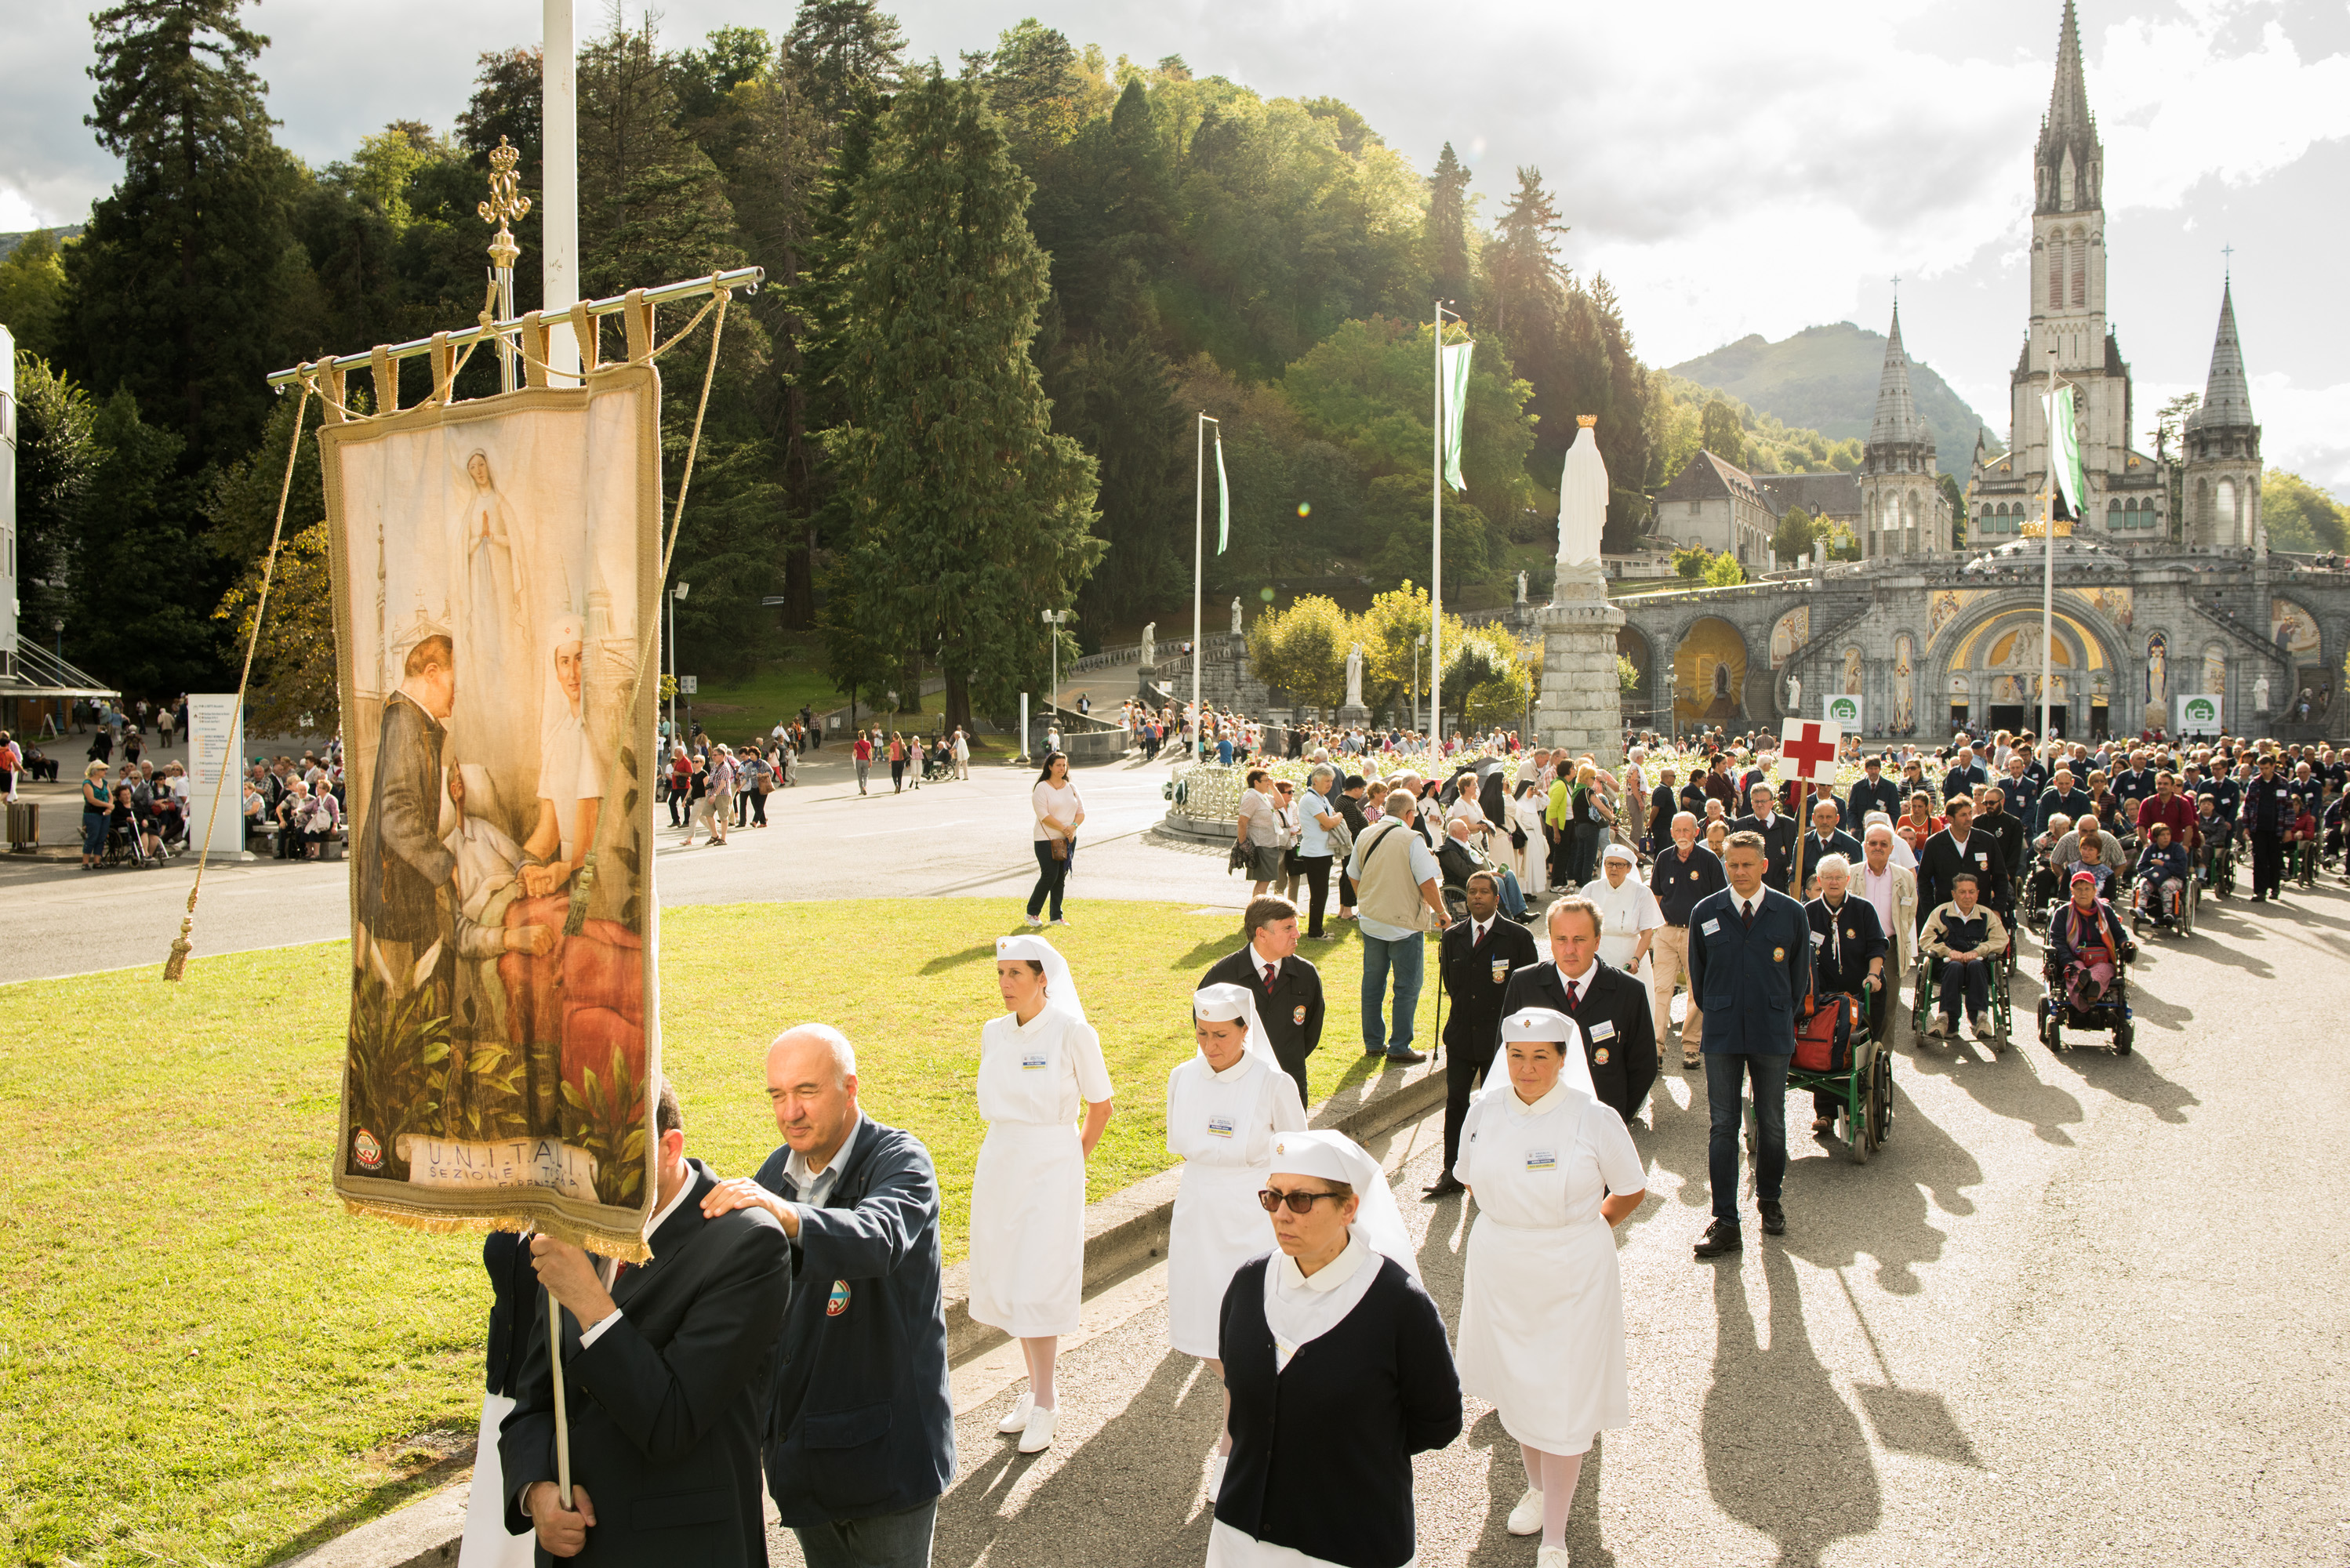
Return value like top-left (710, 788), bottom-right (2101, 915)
top-left (754, 1115), bottom-right (955, 1526)
top-left (1687, 884), bottom-right (1813, 1057)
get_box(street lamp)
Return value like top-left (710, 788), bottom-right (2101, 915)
top-left (1041, 608), bottom-right (1074, 721)
top-left (666, 581), bottom-right (690, 740)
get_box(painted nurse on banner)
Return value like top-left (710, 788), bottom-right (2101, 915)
top-left (324, 354), bottom-right (665, 1256)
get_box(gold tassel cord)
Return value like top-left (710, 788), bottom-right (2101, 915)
top-left (165, 378), bottom-right (314, 981)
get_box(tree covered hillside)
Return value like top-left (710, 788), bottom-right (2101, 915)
top-left (1667, 321), bottom-right (2001, 463)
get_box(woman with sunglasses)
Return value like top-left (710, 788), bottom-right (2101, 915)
top-left (1168, 982), bottom-right (1308, 1494)
top-left (1455, 1007), bottom-right (1647, 1567)
top-left (1210, 1130), bottom-right (1458, 1568)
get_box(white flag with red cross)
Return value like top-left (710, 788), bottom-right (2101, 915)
top-left (1778, 716), bottom-right (1843, 787)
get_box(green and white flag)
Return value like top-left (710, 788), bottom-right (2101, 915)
top-left (1441, 340), bottom-right (1474, 492)
top-left (1214, 430), bottom-right (1231, 554)
top-left (2050, 382), bottom-right (2087, 521)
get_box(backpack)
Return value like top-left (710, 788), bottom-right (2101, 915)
top-left (1792, 991), bottom-right (1859, 1073)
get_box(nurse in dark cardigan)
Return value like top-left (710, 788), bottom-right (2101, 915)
top-left (1210, 1129), bottom-right (1462, 1568)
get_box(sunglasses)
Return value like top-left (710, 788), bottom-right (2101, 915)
top-left (1257, 1187), bottom-right (1344, 1214)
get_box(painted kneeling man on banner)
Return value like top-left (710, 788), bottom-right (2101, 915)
top-left (358, 632), bottom-right (459, 999)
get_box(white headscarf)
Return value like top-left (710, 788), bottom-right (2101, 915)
top-left (1193, 981), bottom-right (1280, 1075)
top-left (996, 934), bottom-right (1086, 1024)
top-left (1498, 1006), bottom-right (1596, 1102)
top-left (1267, 1129), bottom-right (1419, 1282)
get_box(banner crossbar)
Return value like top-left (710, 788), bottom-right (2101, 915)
top-left (264, 266), bottom-right (764, 387)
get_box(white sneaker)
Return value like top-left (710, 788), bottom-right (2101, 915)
top-left (1051, 916), bottom-right (1072, 927)
top-left (1018, 1403), bottom-right (1056, 1454)
top-left (1506, 1486), bottom-right (1545, 1536)
top-left (996, 1396), bottom-right (1033, 1434)
top-left (1537, 1547), bottom-right (1571, 1568)
top-left (1022, 914), bottom-right (1044, 927)
top-left (1208, 1454), bottom-right (1228, 1498)
top-left (1929, 1015), bottom-right (1952, 1038)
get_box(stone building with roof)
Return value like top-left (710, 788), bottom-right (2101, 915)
top-left (1651, 449), bottom-right (1775, 568)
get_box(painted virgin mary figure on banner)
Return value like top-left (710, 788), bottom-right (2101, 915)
top-left (450, 449), bottom-right (536, 792)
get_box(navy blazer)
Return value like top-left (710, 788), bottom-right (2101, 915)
top-left (754, 1115), bottom-right (954, 1526)
top-left (1805, 894), bottom-right (1887, 995)
top-left (1686, 886), bottom-right (1812, 1057)
top-left (1847, 774), bottom-right (1902, 826)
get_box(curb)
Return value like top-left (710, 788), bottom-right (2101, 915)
top-left (267, 1057), bottom-right (1449, 1568)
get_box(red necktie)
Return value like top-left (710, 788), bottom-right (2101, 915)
top-left (1565, 978), bottom-right (1580, 1010)
top-left (1263, 964), bottom-right (1277, 991)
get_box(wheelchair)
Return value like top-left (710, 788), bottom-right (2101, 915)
top-left (921, 750), bottom-right (954, 783)
top-left (2290, 834), bottom-right (2320, 890)
top-left (2020, 862), bottom-right (2061, 926)
top-left (1911, 931), bottom-right (2012, 1051)
top-left (1779, 992), bottom-right (1895, 1166)
top-left (2201, 834), bottom-right (2237, 899)
top-left (2036, 932), bottom-right (2135, 1054)
top-left (2130, 869), bottom-right (2197, 938)
top-left (99, 816), bottom-right (159, 869)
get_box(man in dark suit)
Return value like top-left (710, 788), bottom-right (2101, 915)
top-left (1916, 794), bottom-right (2010, 927)
top-left (1200, 895), bottom-right (1326, 1109)
top-left (358, 633), bottom-right (457, 988)
top-left (1846, 753), bottom-right (1901, 828)
top-left (1799, 798), bottom-right (1861, 893)
top-left (502, 1080), bottom-right (793, 1565)
top-left (703, 1025), bottom-right (956, 1566)
top-left (1687, 830), bottom-right (1811, 1258)
top-left (2036, 767), bottom-right (2093, 834)
top-left (1422, 869), bottom-right (1541, 1198)
top-left (1941, 743), bottom-right (1989, 803)
top-left (1496, 895), bottom-right (1659, 1127)
top-left (1730, 781), bottom-right (1800, 892)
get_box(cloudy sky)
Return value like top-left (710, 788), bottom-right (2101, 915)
top-left (5, 0), bottom-right (2345, 492)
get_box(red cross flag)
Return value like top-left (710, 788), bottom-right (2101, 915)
top-left (1779, 717), bottom-right (1843, 786)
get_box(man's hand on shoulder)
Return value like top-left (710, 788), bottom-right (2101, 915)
top-left (528, 1482), bottom-right (596, 1556)
top-left (703, 1175), bottom-right (798, 1237)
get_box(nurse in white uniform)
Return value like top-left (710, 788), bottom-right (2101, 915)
top-left (969, 934), bottom-right (1115, 1454)
top-left (1579, 841), bottom-right (1664, 974)
top-left (1455, 1007), bottom-right (1647, 1568)
top-left (1168, 982), bottom-right (1309, 1486)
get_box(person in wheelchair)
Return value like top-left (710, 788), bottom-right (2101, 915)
top-left (1805, 854), bottom-right (1886, 1132)
top-left (1439, 815), bottom-right (1528, 921)
top-left (2049, 870), bottom-right (2134, 1014)
top-left (2195, 794), bottom-right (2231, 885)
top-left (2023, 812), bottom-right (2073, 915)
top-left (1918, 871), bottom-right (2006, 1040)
top-left (2133, 822), bottom-right (2190, 926)
top-left (2064, 833), bottom-right (2118, 902)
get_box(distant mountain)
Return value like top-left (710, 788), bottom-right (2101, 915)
top-left (0, 225), bottom-right (82, 260)
top-left (1668, 321), bottom-right (2003, 463)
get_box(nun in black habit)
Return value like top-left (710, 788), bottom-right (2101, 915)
top-left (1209, 1129), bottom-right (1461, 1568)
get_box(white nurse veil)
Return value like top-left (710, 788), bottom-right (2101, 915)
top-left (1193, 981), bottom-right (1280, 1075)
top-left (996, 933), bottom-right (1086, 1024)
top-left (1498, 1006), bottom-right (1596, 1102)
top-left (1268, 1128), bottom-right (1421, 1283)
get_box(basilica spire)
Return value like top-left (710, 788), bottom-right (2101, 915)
top-left (2188, 276), bottom-right (2255, 432)
top-left (1868, 303), bottom-right (1930, 450)
top-left (2035, 0), bottom-right (2102, 215)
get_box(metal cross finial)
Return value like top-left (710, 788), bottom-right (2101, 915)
top-left (2221, 243), bottom-right (2233, 276)
top-left (479, 136), bottom-right (531, 270)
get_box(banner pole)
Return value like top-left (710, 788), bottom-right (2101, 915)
top-left (549, 1293), bottom-right (573, 1510)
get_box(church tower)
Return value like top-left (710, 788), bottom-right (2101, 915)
top-left (1858, 303), bottom-right (1950, 557)
top-left (2181, 278), bottom-right (2261, 549)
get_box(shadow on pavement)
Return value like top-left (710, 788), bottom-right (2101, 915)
top-left (1778, 1086), bottom-right (1966, 1296)
top-left (2059, 1048), bottom-right (2200, 1125)
top-left (1897, 1020), bottom-right (2087, 1148)
top-left (1703, 1247), bottom-right (1881, 1566)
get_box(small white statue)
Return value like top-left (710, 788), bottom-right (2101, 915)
top-left (2255, 673), bottom-right (2270, 712)
top-left (1141, 621), bottom-right (1156, 668)
top-left (1230, 597), bottom-right (1244, 635)
top-left (1515, 570), bottom-right (1528, 604)
top-left (1786, 674), bottom-right (1802, 713)
top-left (1344, 643), bottom-right (1366, 710)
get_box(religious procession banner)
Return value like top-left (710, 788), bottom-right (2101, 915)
top-left (321, 364), bottom-right (663, 1258)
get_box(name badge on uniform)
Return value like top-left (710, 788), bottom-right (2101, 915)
top-left (1974, 851), bottom-right (1987, 865)
top-left (1021, 1051), bottom-right (1049, 1071)
top-left (1206, 1114), bottom-right (1236, 1139)
top-left (1589, 1019), bottom-right (1617, 1042)
top-left (1702, 918), bottom-right (1721, 935)
top-left (1811, 930), bottom-right (1826, 946)
top-left (1491, 958), bottom-right (1509, 983)
top-left (1524, 1148), bottom-right (1557, 1171)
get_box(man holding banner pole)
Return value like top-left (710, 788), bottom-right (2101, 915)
top-left (500, 1080), bottom-right (792, 1563)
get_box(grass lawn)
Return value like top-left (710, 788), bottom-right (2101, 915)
top-left (0, 898), bottom-right (1442, 1567)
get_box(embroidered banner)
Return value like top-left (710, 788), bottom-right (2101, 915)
top-left (321, 365), bottom-right (663, 1258)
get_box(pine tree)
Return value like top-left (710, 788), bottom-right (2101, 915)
top-left (821, 73), bottom-right (1102, 732)
top-left (1425, 142), bottom-right (1472, 314)
top-left (0, 232), bottom-right (70, 361)
top-left (71, 389), bottom-right (223, 691)
top-left (786, 0), bottom-right (906, 132)
top-left (10, 354), bottom-right (101, 653)
top-left (62, 0), bottom-right (301, 470)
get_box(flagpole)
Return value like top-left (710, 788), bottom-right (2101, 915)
top-left (543, 0), bottom-right (579, 383)
top-left (1193, 412), bottom-right (1205, 760)
top-left (1430, 301), bottom-right (1444, 761)
top-left (2040, 347), bottom-right (2058, 741)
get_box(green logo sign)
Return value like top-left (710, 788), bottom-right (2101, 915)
top-left (2184, 698), bottom-right (2217, 722)
top-left (1825, 696), bottom-right (1861, 723)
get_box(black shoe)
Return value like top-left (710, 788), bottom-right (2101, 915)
top-left (1422, 1173), bottom-right (1466, 1200)
top-left (1694, 1219), bottom-right (1742, 1258)
top-left (1759, 1200), bottom-right (1786, 1236)
top-left (1364, 1047), bottom-right (1388, 1058)
top-left (1386, 1047), bottom-right (1429, 1065)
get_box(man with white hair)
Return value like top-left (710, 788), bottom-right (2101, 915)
top-left (1439, 814), bottom-right (1527, 920)
top-left (701, 1026), bottom-right (954, 1568)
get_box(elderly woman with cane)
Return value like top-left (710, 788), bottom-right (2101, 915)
top-left (1210, 1130), bottom-right (1460, 1568)
top-left (1168, 982), bottom-right (1309, 1494)
top-left (1455, 1007), bottom-right (1647, 1567)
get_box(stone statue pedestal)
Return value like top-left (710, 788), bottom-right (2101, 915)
top-left (1532, 564), bottom-right (1625, 769)
top-left (1337, 703), bottom-right (1371, 728)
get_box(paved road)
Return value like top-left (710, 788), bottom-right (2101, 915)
top-left (0, 746), bottom-right (1232, 985)
top-left (758, 885), bottom-right (2350, 1568)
